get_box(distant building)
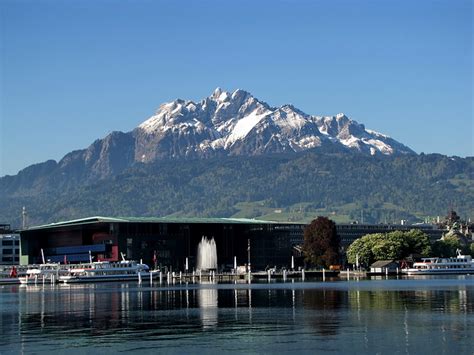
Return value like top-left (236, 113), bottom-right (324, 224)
top-left (336, 223), bottom-right (443, 246)
top-left (19, 216), bottom-right (445, 269)
top-left (0, 224), bottom-right (20, 265)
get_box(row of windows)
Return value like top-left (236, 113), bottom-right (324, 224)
top-left (1, 240), bottom-right (19, 246)
top-left (2, 257), bottom-right (19, 262)
top-left (1, 249), bottom-right (19, 255)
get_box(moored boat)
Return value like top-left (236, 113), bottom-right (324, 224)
top-left (19, 263), bottom-right (62, 285)
top-left (59, 260), bottom-right (149, 284)
top-left (402, 250), bottom-right (474, 275)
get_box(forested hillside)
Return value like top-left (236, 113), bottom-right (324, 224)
top-left (1, 152), bottom-right (472, 227)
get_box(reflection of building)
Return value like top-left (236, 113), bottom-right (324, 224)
top-left (19, 216), bottom-right (444, 269)
top-left (0, 224), bottom-right (20, 265)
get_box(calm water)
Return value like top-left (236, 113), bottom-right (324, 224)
top-left (1, 276), bottom-right (473, 354)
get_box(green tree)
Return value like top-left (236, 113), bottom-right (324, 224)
top-left (432, 236), bottom-right (462, 257)
top-left (303, 216), bottom-right (340, 268)
top-left (346, 230), bottom-right (432, 266)
top-left (403, 229), bottom-right (432, 256)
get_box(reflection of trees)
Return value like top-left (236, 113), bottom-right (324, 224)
top-left (347, 289), bottom-right (474, 314)
top-left (303, 289), bottom-right (344, 336)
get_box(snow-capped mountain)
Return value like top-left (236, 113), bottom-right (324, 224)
top-left (1, 88), bottom-right (415, 189)
top-left (133, 88), bottom-right (413, 162)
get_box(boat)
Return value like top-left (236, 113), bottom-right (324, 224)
top-left (19, 263), bottom-right (62, 285)
top-left (402, 250), bottom-right (474, 275)
top-left (59, 260), bottom-right (150, 284)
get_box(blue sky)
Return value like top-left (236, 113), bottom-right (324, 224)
top-left (1, 0), bottom-right (472, 176)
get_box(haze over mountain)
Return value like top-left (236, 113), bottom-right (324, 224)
top-left (0, 89), bottom-right (471, 227)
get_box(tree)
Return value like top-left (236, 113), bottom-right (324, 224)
top-left (432, 236), bottom-right (462, 258)
top-left (303, 216), bottom-right (340, 268)
top-left (346, 229), bottom-right (432, 266)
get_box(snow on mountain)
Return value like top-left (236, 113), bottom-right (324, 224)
top-left (135, 88), bottom-right (414, 161)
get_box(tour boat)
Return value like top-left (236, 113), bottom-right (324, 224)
top-left (403, 250), bottom-right (474, 275)
top-left (59, 260), bottom-right (150, 284)
top-left (19, 263), bottom-right (62, 285)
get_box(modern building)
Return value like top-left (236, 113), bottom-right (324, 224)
top-left (0, 224), bottom-right (20, 265)
top-left (19, 217), bottom-right (304, 271)
top-left (19, 216), bottom-right (445, 270)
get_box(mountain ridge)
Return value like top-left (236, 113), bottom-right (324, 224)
top-left (3, 88), bottom-right (414, 185)
top-left (3, 89), bottom-right (470, 227)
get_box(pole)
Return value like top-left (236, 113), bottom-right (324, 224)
top-left (247, 239), bottom-right (251, 273)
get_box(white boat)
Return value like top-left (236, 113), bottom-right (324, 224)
top-left (403, 250), bottom-right (474, 275)
top-left (19, 263), bottom-right (61, 285)
top-left (59, 260), bottom-right (150, 284)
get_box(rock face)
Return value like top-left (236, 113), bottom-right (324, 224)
top-left (1, 88), bottom-right (415, 194)
top-left (134, 88), bottom-right (414, 162)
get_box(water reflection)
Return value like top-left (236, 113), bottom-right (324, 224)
top-left (198, 282), bottom-right (218, 329)
top-left (303, 289), bottom-right (345, 336)
top-left (0, 279), bottom-right (473, 353)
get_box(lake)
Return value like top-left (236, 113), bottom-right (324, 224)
top-left (1, 276), bottom-right (473, 354)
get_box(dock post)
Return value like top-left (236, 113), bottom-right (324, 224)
top-left (150, 272), bottom-right (153, 286)
top-left (159, 271), bottom-right (163, 284)
top-left (267, 269), bottom-right (271, 283)
top-left (302, 269), bottom-right (305, 281)
top-left (283, 269), bottom-right (287, 282)
top-left (322, 268), bottom-right (326, 282)
top-left (138, 272), bottom-right (142, 285)
top-left (347, 268), bottom-right (350, 281)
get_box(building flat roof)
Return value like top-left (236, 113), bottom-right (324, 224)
top-left (22, 215), bottom-right (287, 232)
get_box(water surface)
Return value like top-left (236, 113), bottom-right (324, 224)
top-left (1, 276), bottom-right (473, 354)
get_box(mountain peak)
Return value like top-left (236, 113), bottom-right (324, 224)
top-left (210, 87), bottom-right (232, 102)
top-left (136, 89), bottom-right (414, 159)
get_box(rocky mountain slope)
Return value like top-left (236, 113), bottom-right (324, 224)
top-left (3, 88), bottom-right (470, 227)
top-left (2, 88), bottom-right (414, 192)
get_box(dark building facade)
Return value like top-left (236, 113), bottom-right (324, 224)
top-left (0, 224), bottom-right (20, 265)
top-left (19, 216), bottom-right (444, 270)
top-left (20, 217), bottom-right (304, 271)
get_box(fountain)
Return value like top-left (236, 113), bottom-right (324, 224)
top-left (196, 236), bottom-right (217, 271)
